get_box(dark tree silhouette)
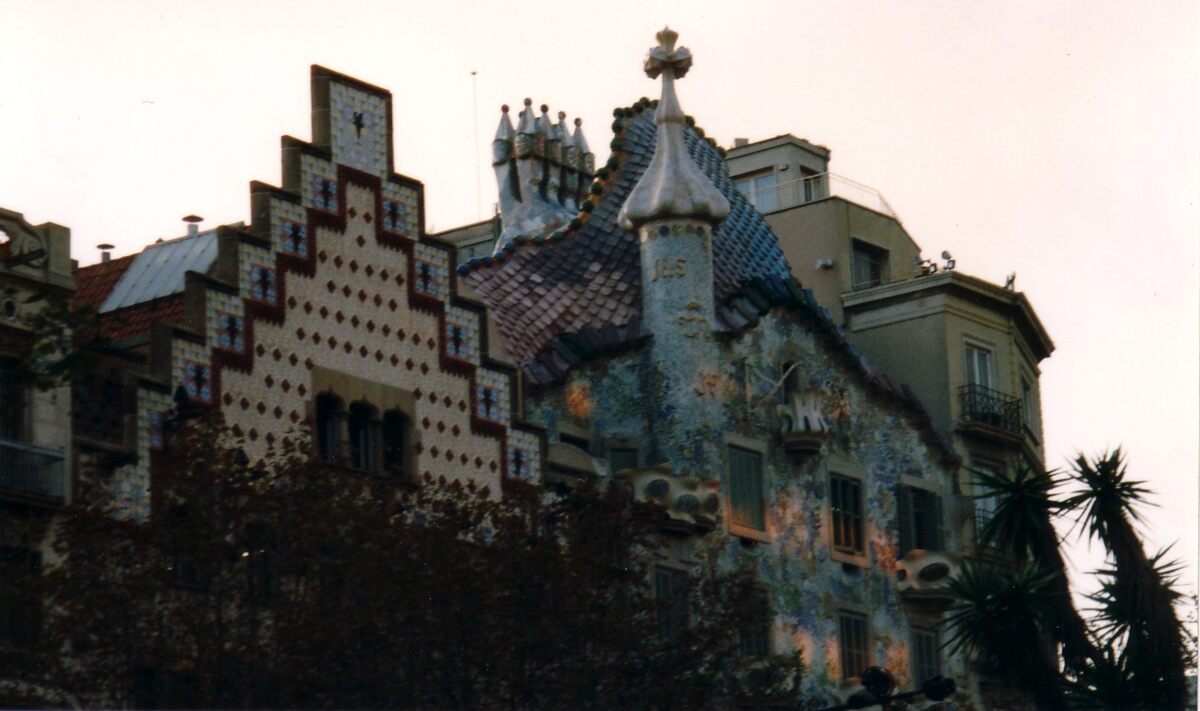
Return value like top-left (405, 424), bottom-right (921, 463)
top-left (947, 451), bottom-right (1192, 710)
top-left (24, 412), bottom-right (801, 709)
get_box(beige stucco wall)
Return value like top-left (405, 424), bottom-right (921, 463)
top-left (764, 200), bottom-right (920, 324)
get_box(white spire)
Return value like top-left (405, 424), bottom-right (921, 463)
top-left (617, 27), bottom-right (730, 231)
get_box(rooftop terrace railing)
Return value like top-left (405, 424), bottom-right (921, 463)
top-left (749, 172), bottom-right (897, 218)
top-left (0, 438), bottom-right (66, 504)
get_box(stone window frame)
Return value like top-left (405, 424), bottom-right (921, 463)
top-left (310, 367), bottom-right (418, 482)
top-left (724, 433), bottom-right (771, 543)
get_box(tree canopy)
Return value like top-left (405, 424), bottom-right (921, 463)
top-left (18, 413), bottom-right (801, 709)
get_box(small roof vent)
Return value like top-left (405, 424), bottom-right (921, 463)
top-left (97, 243), bottom-right (115, 263)
top-left (733, 137), bottom-right (749, 147)
top-left (183, 214), bottom-right (203, 238)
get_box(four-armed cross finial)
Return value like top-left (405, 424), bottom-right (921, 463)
top-left (644, 26), bottom-right (693, 80)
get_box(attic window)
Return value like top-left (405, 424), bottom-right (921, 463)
top-left (851, 239), bottom-right (888, 289)
top-left (734, 170), bottom-right (777, 213)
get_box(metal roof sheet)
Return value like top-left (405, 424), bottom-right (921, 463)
top-left (99, 231), bottom-right (218, 313)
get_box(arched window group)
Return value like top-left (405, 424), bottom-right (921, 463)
top-left (314, 394), bottom-right (408, 476)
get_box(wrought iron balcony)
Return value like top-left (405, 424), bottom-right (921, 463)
top-left (958, 384), bottom-right (1023, 436)
top-left (0, 438), bottom-right (66, 505)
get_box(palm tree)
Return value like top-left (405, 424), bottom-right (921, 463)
top-left (974, 465), bottom-right (1100, 675)
top-left (950, 450), bottom-right (1191, 710)
top-left (943, 561), bottom-right (1067, 710)
top-left (1063, 449), bottom-right (1189, 709)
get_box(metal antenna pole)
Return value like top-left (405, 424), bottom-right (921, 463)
top-left (471, 70), bottom-right (482, 220)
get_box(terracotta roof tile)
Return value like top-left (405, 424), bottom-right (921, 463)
top-left (73, 255), bottom-right (136, 312)
top-left (96, 295), bottom-right (188, 341)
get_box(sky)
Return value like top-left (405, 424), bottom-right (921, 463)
top-left (2, 1), bottom-right (1196, 602)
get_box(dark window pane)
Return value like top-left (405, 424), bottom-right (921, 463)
top-left (382, 410), bottom-right (407, 475)
top-left (839, 612), bottom-right (869, 680)
top-left (851, 240), bottom-right (888, 288)
top-left (609, 447), bottom-right (638, 473)
top-left (729, 447), bottom-right (765, 531)
top-left (739, 590), bottom-right (771, 658)
top-left (347, 403), bottom-right (378, 471)
top-left (899, 487), bottom-right (945, 555)
top-left (654, 567), bottom-right (689, 640)
top-left (911, 628), bottom-right (940, 684)
top-left (315, 394), bottom-right (342, 461)
top-left (0, 357), bottom-right (24, 441)
top-left (831, 475), bottom-right (863, 553)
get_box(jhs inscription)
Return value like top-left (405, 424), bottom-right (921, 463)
top-left (652, 258), bottom-right (687, 281)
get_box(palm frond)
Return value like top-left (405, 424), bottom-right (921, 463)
top-left (973, 464), bottom-right (1062, 560)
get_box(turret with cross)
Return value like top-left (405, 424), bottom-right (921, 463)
top-left (617, 27), bottom-right (730, 479)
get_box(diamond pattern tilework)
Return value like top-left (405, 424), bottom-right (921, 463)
top-left (301, 154), bottom-right (338, 213)
top-left (413, 243), bottom-right (448, 301)
top-left (382, 182), bottom-right (419, 236)
top-left (173, 340), bottom-right (212, 401)
top-left (445, 305), bottom-right (480, 364)
top-left (507, 428), bottom-right (541, 482)
top-left (246, 261), bottom-right (277, 302)
top-left (475, 368), bottom-right (509, 423)
top-left (239, 242), bottom-right (275, 297)
top-left (330, 82), bottom-right (389, 178)
top-left (272, 196), bottom-right (309, 257)
top-left (113, 387), bottom-right (174, 522)
top-left (463, 108), bottom-right (791, 380)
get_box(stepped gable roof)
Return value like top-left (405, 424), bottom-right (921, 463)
top-left (460, 101), bottom-right (791, 382)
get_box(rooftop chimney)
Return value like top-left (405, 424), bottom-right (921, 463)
top-left (183, 214), bottom-right (203, 238)
top-left (97, 243), bottom-right (114, 263)
top-left (733, 137), bottom-right (749, 147)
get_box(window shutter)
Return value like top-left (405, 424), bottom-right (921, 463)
top-left (897, 486), bottom-right (913, 555)
top-left (729, 447), bottom-right (764, 531)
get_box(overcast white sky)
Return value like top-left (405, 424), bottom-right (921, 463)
top-left (2, 1), bottom-right (1196, 600)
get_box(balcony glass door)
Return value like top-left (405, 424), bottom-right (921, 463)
top-left (964, 344), bottom-right (993, 389)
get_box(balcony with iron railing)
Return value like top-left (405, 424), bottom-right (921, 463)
top-left (0, 438), bottom-right (66, 505)
top-left (741, 172), bottom-right (897, 218)
top-left (958, 384), bottom-right (1023, 438)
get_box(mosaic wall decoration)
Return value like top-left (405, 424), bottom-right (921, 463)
top-left (474, 368), bottom-right (510, 424)
top-left (524, 307), bottom-right (965, 700)
top-left (506, 428), bottom-right (542, 482)
top-left (244, 261), bottom-right (277, 303)
top-left (444, 305), bottom-right (480, 364)
top-left (381, 182), bottom-right (419, 236)
top-left (412, 243), bottom-right (448, 301)
top-left (301, 154), bottom-right (339, 214)
top-left (329, 82), bottom-right (390, 178)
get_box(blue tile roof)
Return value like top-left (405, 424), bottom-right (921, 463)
top-left (462, 101), bottom-right (792, 381)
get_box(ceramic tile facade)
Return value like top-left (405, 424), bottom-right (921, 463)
top-left (329, 82), bottom-right (389, 178)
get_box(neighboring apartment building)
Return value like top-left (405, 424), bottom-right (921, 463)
top-left (726, 134), bottom-right (1054, 550)
top-left (457, 29), bottom-right (975, 704)
top-left (0, 207), bottom-right (74, 705)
